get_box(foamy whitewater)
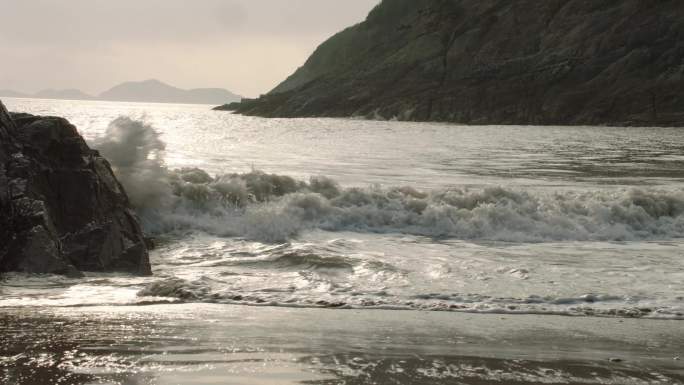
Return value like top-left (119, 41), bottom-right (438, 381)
top-left (2, 98), bottom-right (684, 319)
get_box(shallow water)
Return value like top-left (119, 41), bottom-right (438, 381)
top-left (2, 98), bottom-right (684, 383)
top-left (2, 305), bottom-right (683, 385)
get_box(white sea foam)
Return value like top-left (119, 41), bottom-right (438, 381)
top-left (93, 118), bottom-right (684, 243)
top-left (135, 275), bottom-right (683, 319)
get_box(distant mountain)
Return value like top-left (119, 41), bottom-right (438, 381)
top-left (99, 79), bottom-right (241, 105)
top-left (34, 89), bottom-right (95, 100)
top-left (0, 80), bottom-right (241, 105)
top-left (226, 0), bottom-right (684, 127)
top-left (0, 90), bottom-right (29, 98)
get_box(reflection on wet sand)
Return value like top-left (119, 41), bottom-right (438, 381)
top-left (2, 305), bottom-right (682, 385)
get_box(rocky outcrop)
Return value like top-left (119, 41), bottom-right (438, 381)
top-left (211, 101), bottom-right (243, 111)
top-left (0, 100), bottom-right (151, 276)
top-left (223, 0), bottom-right (684, 126)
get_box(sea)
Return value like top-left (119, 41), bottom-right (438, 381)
top-left (1, 98), bottom-right (683, 385)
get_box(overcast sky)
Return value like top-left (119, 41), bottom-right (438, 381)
top-left (0, 0), bottom-right (379, 97)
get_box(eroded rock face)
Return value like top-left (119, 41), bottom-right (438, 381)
top-left (226, 0), bottom-right (684, 126)
top-left (0, 100), bottom-right (151, 276)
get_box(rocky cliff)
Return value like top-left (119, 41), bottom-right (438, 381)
top-left (223, 0), bottom-right (684, 126)
top-left (0, 100), bottom-right (151, 276)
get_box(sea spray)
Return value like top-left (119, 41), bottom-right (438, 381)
top-left (93, 117), bottom-right (170, 209)
top-left (93, 117), bottom-right (684, 243)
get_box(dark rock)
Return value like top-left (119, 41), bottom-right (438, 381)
top-left (144, 236), bottom-right (156, 250)
top-left (213, 101), bottom-right (245, 111)
top-left (231, 0), bottom-right (684, 127)
top-left (0, 99), bottom-right (151, 276)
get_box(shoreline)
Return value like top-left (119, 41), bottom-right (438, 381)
top-left (1, 300), bottom-right (683, 321)
top-left (2, 304), bottom-right (682, 384)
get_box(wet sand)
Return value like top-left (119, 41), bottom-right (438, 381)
top-left (1, 304), bottom-right (682, 384)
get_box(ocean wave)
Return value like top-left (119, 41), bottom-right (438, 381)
top-left (136, 277), bottom-right (684, 320)
top-left (136, 277), bottom-right (210, 300)
top-left (236, 252), bottom-right (357, 271)
top-left (94, 117), bottom-right (684, 242)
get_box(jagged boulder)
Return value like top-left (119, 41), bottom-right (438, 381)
top-left (0, 100), bottom-right (151, 276)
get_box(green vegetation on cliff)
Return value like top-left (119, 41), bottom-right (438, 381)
top-left (222, 0), bottom-right (684, 126)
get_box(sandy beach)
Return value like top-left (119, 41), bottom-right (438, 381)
top-left (2, 304), bottom-right (682, 384)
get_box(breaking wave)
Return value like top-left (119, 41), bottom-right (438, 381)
top-left (136, 277), bottom-right (684, 319)
top-left (94, 118), bottom-right (684, 243)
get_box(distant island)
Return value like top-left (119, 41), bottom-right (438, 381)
top-left (218, 0), bottom-right (684, 127)
top-left (1, 79), bottom-right (241, 105)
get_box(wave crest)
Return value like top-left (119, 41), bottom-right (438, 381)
top-left (93, 118), bottom-right (684, 243)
